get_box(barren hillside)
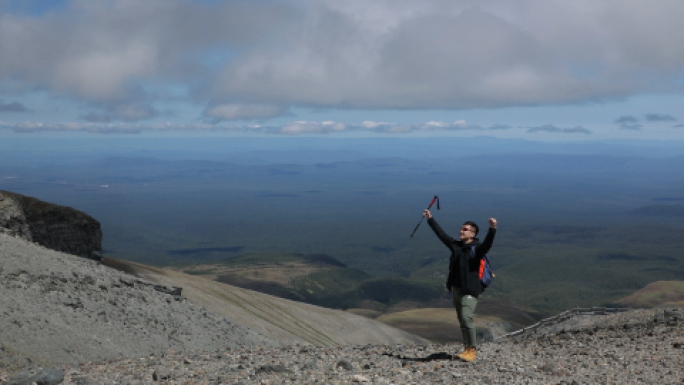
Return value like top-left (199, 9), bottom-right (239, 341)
top-left (3, 305), bottom-right (682, 384)
top-left (0, 231), bottom-right (425, 373)
top-left (106, 257), bottom-right (427, 346)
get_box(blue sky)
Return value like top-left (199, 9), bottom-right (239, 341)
top-left (1, 0), bottom-right (683, 140)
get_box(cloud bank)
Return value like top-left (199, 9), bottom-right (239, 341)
top-left (0, 119), bottom-right (591, 135)
top-left (1, 0), bottom-right (684, 122)
top-left (527, 124), bottom-right (591, 134)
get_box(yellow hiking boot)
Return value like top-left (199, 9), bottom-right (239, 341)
top-left (454, 348), bottom-right (467, 360)
top-left (459, 346), bottom-right (476, 362)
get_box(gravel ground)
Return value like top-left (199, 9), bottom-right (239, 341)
top-left (2, 307), bottom-right (681, 384)
top-left (2, 231), bottom-right (683, 384)
top-left (0, 233), bottom-right (276, 371)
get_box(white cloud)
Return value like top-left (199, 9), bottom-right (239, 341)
top-left (53, 40), bottom-right (159, 100)
top-left (280, 121), bottom-right (324, 135)
top-left (82, 103), bottom-right (156, 122)
top-left (0, 0), bottom-right (288, 103)
top-left (279, 120), bottom-right (348, 134)
top-left (453, 120), bottom-right (467, 128)
top-left (211, 0), bottom-right (684, 110)
top-left (1, 0), bottom-right (684, 122)
top-left (421, 121), bottom-right (447, 129)
top-left (360, 121), bottom-right (389, 129)
top-left (12, 121), bottom-right (43, 131)
top-left (0, 119), bottom-right (595, 136)
top-left (449, 120), bottom-right (482, 130)
top-left (0, 120), bottom-right (241, 134)
top-left (204, 104), bottom-right (285, 120)
top-left (322, 121), bottom-right (347, 131)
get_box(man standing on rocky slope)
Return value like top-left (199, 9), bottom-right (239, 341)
top-left (423, 209), bottom-right (497, 362)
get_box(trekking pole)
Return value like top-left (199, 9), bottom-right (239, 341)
top-left (409, 195), bottom-right (440, 238)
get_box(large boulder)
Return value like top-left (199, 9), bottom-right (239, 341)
top-left (0, 191), bottom-right (102, 260)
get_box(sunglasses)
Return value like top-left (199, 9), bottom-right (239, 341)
top-left (461, 227), bottom-right (473, 232)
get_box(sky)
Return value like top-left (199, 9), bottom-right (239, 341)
top-left (1, 0), bottom-right (684, 140)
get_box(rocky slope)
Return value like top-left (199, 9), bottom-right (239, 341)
top-left (0, 191), bottom-right (102, 260)
top-left (2, 307), bottom-right (681, 384)
top-left (0, 232), bottom-right (276, 371)
top-left (0, 230), bottom-right (425, 371)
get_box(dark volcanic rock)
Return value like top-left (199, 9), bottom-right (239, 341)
top-left (0, 191), bottom-right (102, 260)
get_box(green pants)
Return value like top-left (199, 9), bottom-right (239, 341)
top-left (452, 288), bottom-right (478, 347)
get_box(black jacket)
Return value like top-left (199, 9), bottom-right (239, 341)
top-left (428, 217), bottom-right (496, 296)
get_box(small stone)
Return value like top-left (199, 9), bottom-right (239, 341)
top-left (540, 362), bottom-right (558, 374)
top-left (71, 376), bottom-right (99, 385)
top-left (255, 365), bottom-right (290, 374)
top-left (336, 360), bottom-right (354, 371)
top-left (153, 367), bottom-right (172, 381)
top-left (352, 374), bottom-right (370, 382)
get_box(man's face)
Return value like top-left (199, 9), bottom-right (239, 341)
top-left (460, 225), bottom-right (475, 240)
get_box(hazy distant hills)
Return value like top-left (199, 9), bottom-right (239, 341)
top-left (3, 138), bottom-right (684, 315)
top-left (631, 204), bottom-right (684, 217)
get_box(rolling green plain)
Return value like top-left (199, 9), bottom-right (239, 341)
top-left (2, 137), bottom-right (684, 316)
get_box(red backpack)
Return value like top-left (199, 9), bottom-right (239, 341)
top-left (472, 246), bottom-right (494, 291)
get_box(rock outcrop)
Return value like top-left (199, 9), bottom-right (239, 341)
top-left (0, 191), bottom-right (102, 260)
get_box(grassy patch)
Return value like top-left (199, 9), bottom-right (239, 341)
top-left (173, 252), bottom-right (371, 305)
top-left (614, 280), bottom-right (684, 307)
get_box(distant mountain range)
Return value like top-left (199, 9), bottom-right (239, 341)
top-left (632, 203), bottom-right (684, 217)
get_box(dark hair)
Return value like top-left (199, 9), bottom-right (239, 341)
top-left (463, 221), bottom-right (479, 236)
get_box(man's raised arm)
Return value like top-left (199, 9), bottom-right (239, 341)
top-left (424, 209), bottom-right (455, 248)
